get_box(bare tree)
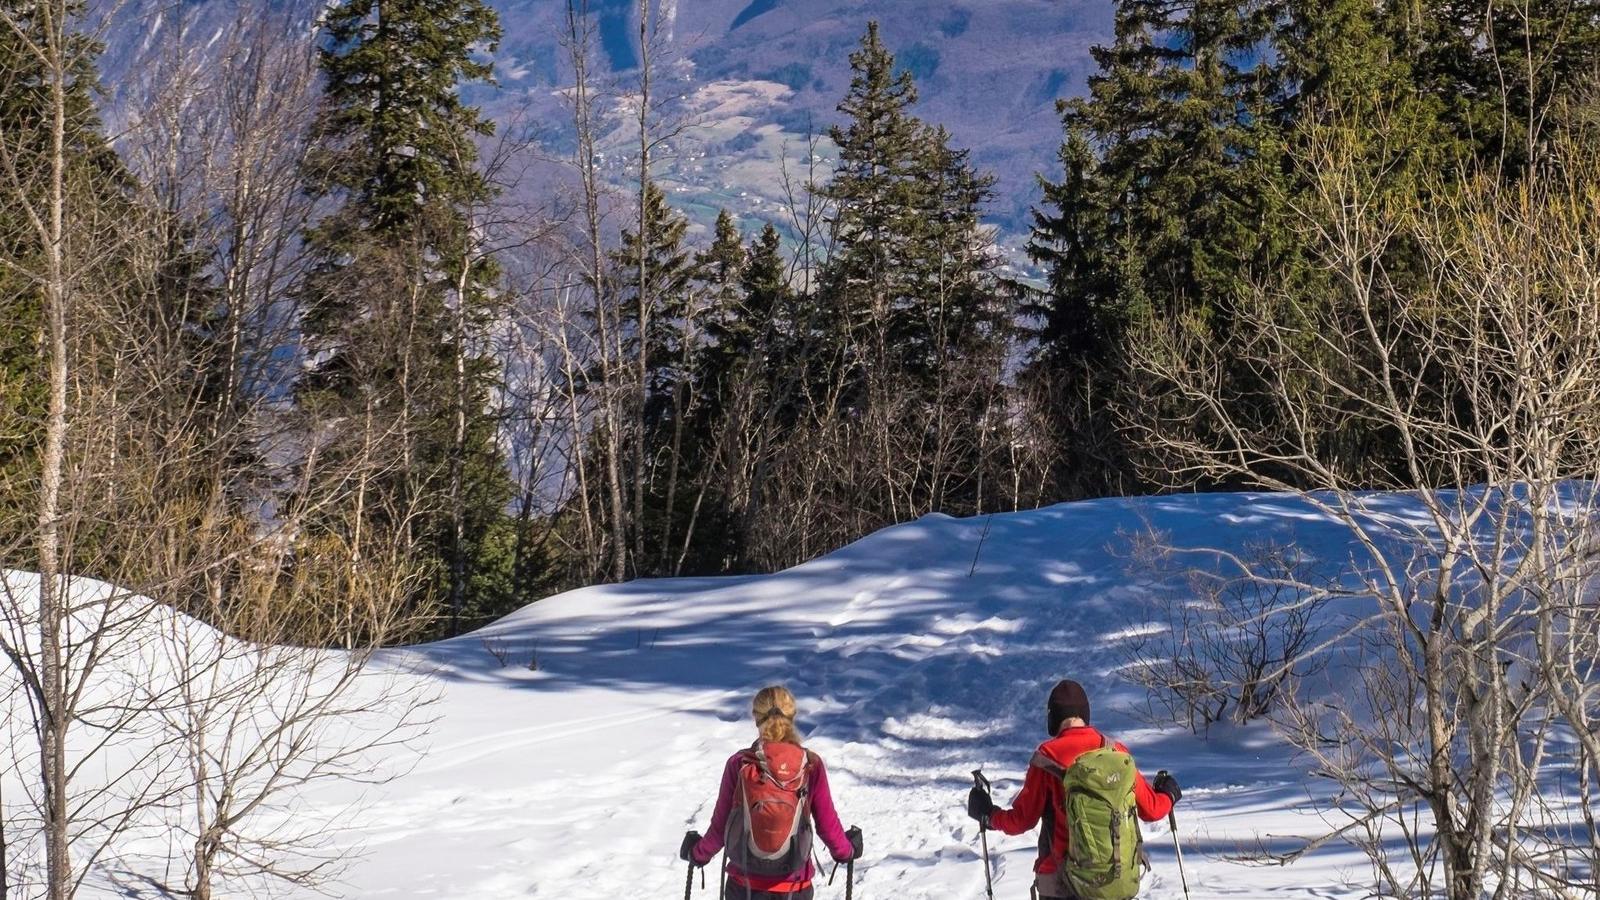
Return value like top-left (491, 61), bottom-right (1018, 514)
top-left (0, 7), bottom-right (440, 895)
top-left (1125, 102), bottom-right (1600, 898)
top-left (561, 0), bottom-right (628, 582)
top-left (1121, 538), bottom-right (1332, 733)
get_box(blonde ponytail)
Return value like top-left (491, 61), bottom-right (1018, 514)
top-left (751, 685), bottom-right (802, 746)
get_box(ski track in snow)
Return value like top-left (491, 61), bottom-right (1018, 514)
top-left (314, 494), bottom-right (1388, 899)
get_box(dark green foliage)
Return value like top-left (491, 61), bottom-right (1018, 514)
top-left (819, 22), bottom-right (1003, 391)
top-left (300, 0), bottom-right (517, 635)
top-left (0, 0), bottom-right (130, 551)
top-left (612, 182), bottom-right (700, 421)
top-left (312, 0), bottom-right (500, 233)
top-left (1408, 0), bottom-right (1600, 175)
top-left (1025, 0), bottom-right (1600, 495)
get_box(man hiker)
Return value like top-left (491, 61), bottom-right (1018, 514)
top-left (965, 679), bottom-right (1182, 899)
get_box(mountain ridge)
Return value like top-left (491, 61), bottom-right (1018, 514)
top-left (96, 0), bottom-right (1110, 237)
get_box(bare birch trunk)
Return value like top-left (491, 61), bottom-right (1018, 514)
top-left (35, 1), bottom-right (72, 891)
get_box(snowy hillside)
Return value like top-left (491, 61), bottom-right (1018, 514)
top-left (4, 492), bottom-right (1442, 897)
top-left (308, 492), bottom-right (1390, 898)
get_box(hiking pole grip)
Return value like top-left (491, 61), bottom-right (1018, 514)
top-left (972, 768), bottom-right (992, 796)
top-left (1157, 771), bottom-right (1192, 900)
top-left (972, 769), bottom-right (995, 900)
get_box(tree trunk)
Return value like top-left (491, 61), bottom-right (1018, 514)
top-left (450, 231), bottom-right (473, 635)
top-left (632, 0), bottom-right (652, 573)
top-left (36, 2), bottom-right (73, 891)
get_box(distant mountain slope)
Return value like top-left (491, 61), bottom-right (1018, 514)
top-left (96, 0), bottom-right (1110, 238)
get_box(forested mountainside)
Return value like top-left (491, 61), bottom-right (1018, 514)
top-left (97, 0), bottom-right (1111, 232)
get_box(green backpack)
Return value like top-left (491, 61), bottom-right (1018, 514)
top-left (1035, 736), bottom-right (1149, 900)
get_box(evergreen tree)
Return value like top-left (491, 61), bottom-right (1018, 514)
top-left (1025, 0), bottom-right (1288, 495)
top-left (1408, 0), bottom-right (1600, 175)
top-left (698, 210), bottom-right (749, 373)
top-left (819, 21), bottom-right (1003, 393)
top-left (591, 182), bottom-right (704, 574)
top-left (300, 0), bottom-right (513, 633)
top-left (611, 181), bottom-right (699, 429)
top-left (738, 225), bottom-right (794, 358)
top-left (817, 21), bottom-right (928, 384)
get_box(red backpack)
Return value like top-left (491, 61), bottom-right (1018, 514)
top-left (725, 741), bottom-right (814, 876)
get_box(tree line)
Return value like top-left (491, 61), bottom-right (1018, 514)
top-left (4, 0), bottom-right (1595, 621)
top-left (0, 0), bottom-right (1596, 626)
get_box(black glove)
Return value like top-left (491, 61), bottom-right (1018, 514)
top-left (1153, 772), bottom-right (1182, 805)
top-left (843, 825), bottom-right (863, 861)
top-left (966, 784), bottom-right (995, 827)
top-left (679, 830), bottom-right (704, 865)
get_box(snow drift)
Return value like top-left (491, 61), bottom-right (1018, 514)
top-left (2, 492), bottom-right (1495, 897)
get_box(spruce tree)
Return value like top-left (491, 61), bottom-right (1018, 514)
top-left (300, 0), bottom-right (513, 633)
top-left (1026, 0), bottom-right (1283, 495)
top-left (1409, 0), bottom-right (1600, 175)
top-left (610, 182), bottom-right (698, 434)
top-left (820, 22), bottom-right (1003, 392)
top-left (818, 21), bottom-right (927, 386)
top-left (597, 182), bottom-right (702, 574)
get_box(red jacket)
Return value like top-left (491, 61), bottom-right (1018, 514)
top-left (988, 726), bottom-right (1173, 875)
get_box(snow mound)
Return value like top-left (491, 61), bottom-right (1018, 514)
top-left (340, 492), bottom-right (1383, 899)
top-left (3, 493), bottom-right (1429, 897)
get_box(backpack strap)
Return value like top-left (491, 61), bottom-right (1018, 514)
top-left (1030, 749), bottom-right (1066, 779)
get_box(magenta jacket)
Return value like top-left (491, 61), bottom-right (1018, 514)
top-left (690, 747), bottom-right (854, 888)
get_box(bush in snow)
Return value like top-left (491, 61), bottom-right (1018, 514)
top-left (1123, 540), bottom-right (1331, 733)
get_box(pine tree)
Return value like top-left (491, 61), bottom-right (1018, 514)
top-left (700, 220), bottom-right (799, 572)
top-left (592, 181), bottom-right (704, 574)
top-left (1408, 0), bottom-right (1600, 175)
top-left (698, 210), bottom-right (748, 369)
top-left (300, 0), bottom-right (513, 633)
top-left (818, 21), bottom-right (929, 386)
top-left (738, 225), bottom-right (794, 358)
top-left (819, 22), bottom-right (1003, 392)
top-left (1025, 0), bottom-right (1284, 495)
top-left (610, 181), bottom-right (698, 435)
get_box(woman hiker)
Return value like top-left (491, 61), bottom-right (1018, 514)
top-left (680, 685), bottom-right (862, 899)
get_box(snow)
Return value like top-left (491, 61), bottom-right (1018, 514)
top-left (4, 492), bottom-right (1444, 897)
top-left (331, 492), bottom-right (1387, 898)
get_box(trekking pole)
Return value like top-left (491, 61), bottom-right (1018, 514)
top-left (684, 857), bottom-right (695, 900)
top-left (972, 769), bottom-right (995, 900)
top-left (1158, 771), bottom-right (1192, 900)
top-left (845, 856), bottom-right (854, 900)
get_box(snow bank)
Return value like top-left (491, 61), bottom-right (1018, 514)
top-left (4, 491), bottom-right (1474, 897)
top-left (340, 492), bottom-right (1393, 899)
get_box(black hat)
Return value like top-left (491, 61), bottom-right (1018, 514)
top-left (1047, 679), bottom-right (1091, 734)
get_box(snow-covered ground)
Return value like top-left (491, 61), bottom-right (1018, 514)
top-left (4, 492), bottom-right (1420, 897)
top-left (322, 492), bottom-right (1393, 899)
